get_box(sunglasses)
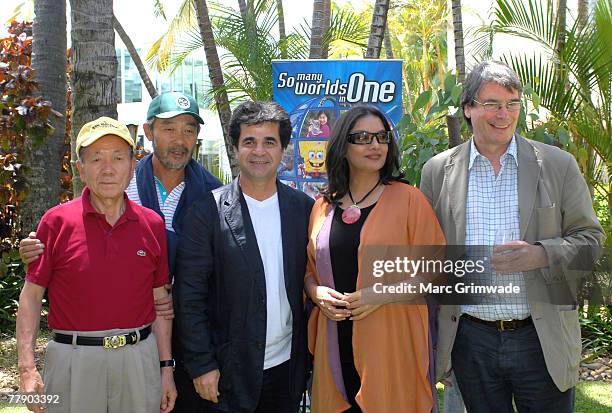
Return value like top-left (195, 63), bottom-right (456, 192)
top-left (347, 130), bottom-right (393, 145)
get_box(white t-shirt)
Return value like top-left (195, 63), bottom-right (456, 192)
top-left (243, 192), bottom-right (293, 370)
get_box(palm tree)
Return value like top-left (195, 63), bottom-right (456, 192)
top-left (147, 0), bottom-right (368, 101)
top-left (277, 0), bottom-right (287, 58)
top-left (193, 0), bottom-right (239, 177)
top-left (365, 0), bottom-right (390, 58)
top-left (385, 0), bottom-right (447, 102)
top-left (309, 0), bottom-right (331, 58)
top-left (489, 0), bottom-right (611, 227)
top-left (22, 0), bottom-right (67, 232)
top-left (450, 0), bottom-right (465, 83)
top-left (113, 15), bottom-right (158, 98)
top-left (238, 0), bottom-right (248, 21)
top-left (69, 0), bottom-right (118, 193)
top-left (448, 0), bottom-right (465, 148)
top-left (383, 26), bottom-right (394, 58)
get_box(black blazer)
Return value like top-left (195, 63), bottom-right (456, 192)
top-left (175, 179), bottom-right (314, 412)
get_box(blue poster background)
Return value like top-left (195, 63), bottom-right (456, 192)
top-left (272, 59), bottom-right (402, 198)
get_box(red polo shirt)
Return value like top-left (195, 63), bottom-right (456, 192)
top-left (26, 187), bottom-right (169, 331)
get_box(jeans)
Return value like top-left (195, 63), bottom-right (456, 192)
top-left (452, 316), bottom-right (574, 413)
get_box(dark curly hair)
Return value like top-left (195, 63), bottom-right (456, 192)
top-left (229, 101), bottom-right (292, 149)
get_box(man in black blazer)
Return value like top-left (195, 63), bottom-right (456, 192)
top-left (175, 101), bottom-right (314, 413)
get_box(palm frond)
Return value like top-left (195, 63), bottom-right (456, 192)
top-left (501, 53), bottom-right (580, 118)
top-left (153, 0), bottom-right (167, 21)
top-left (146, 0), bottom-right (198, 72)
top-left (492, 0), bottom-right (558, 51)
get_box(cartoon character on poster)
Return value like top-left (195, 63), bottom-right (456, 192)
top-left (298, 141), bottom-right (327, 178)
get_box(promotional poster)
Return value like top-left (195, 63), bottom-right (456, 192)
top-left (272, 59), bottom-right (403, 198)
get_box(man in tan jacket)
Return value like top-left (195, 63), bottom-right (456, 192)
top-left (420, 60), bottom-right (603, 412)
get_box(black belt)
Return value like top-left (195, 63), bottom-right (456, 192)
top-left (462, 314), bottom-right (533, 331)
top-left (54, 325), bottom-right (151, 348)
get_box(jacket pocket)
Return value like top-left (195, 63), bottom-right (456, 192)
top-left (536, 205), bottom-right (560, 239)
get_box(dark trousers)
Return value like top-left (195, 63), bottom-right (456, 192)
top-left (254, 359), bottom-right (298, 413)
top-left (452, 316), bottom-right (575, 413)
top-left (173, 361), bottom-right (205, 413)
top-left (341, 362), bottom-right (362, 413)
top-left (206, 359), bottom-right (298, 413)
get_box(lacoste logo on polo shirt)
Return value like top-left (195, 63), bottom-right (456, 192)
top-left (137, 250), bottom-right (146, 257)
top-left (176, 96), bottom-right (190, 109)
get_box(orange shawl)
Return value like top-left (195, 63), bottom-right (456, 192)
top-left (306, 182), bottom-right (446, 412)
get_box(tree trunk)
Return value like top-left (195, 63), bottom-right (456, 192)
top-left (238, 0), bottom-right (248, 22)
top-left (555, 0), bottom-right (567, 62)
top-left (309, 0), bottom-right (330, 59)
top-left (277, 0), bottom-right (287, 58)
top-left (383, 25), bottom-right (394, 59)
top-left (194, 0), bottom-right (239, 177)
top-left (448, 0), bottom-right (465, 149)
top-left (451, 0), bottom-right (465, 84)
top-left (320, 0), bottom-right (331, 58)
top-left (69, 0), bottom-right (117, 195)
top-left (577, 0), bottom-right (589, 32)
top-left (23, 0), bottom-right (68, 233)
top-left (446, 115), bottom-right (462, 148)
top-left (365, 0), bottom-right (390, 59)
top-left (113, 15), bottom-right (158, 98)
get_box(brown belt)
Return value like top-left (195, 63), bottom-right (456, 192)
top-left (462, 314), bottom-right (533, 331)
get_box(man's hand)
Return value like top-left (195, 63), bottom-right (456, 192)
top-left (193, 369), bottom-right (220, 403)
top-left (492, 241), bottom-right (548, 273)
top-left (19, 366), bottom-right (45, 413)
top-left (154, 284), bottom-right (174, 320)
top-left (159, 368), bottom-right (177, 413)
top-left (19, 232), bottom-right (44, 266)
top-left (344, 289), bottom-right (382, 321)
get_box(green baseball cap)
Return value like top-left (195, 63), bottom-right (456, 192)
top-left (147, 92), bottom-right (204, 124)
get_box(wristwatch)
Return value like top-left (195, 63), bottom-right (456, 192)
top-left (160, 359), bottom-right (176, 370)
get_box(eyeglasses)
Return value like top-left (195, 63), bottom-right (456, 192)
top-left (347, 130), bottom-right (392, 145)
top-left (472, 99), bottom-right (522, 113)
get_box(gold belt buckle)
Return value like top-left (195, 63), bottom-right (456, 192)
top-left (499, 320), bottom-right (514, 331)
top-left (103, 334), bottom-right (127, 349)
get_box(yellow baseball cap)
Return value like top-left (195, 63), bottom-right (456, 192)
top-left (76, 117), bottom-right (135, 155)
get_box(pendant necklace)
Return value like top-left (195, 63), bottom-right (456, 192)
top-left (341, 179), bottom-right (380, 224)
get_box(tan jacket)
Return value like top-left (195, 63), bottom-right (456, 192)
top-left (420, 135), bottom-right (604, 392)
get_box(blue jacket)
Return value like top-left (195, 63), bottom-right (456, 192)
top-left (135, 154), bottom-right (222, 278)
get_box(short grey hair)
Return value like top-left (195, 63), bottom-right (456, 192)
top-left (461, 60), bottom-right (523, 130)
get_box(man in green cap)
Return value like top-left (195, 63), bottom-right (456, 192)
top-left (20, 92), bottom-right (222, 412)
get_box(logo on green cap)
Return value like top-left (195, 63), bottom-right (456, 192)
top-left (176, 95), bottom-right (191, 109)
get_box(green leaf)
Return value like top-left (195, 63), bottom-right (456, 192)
top-left (413, 90), bottom-right (432, 112)
top-left (450, 85), bottom-right (462, 104)
top-left (557, 127), bottom-right (570, 145)
top-left (532, 92), bottom-right (540, 110)
top-left (444, 72), bottom-right (457, 92)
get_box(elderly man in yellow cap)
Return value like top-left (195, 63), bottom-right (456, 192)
top-left (16, 117), bottom-right (176, 413)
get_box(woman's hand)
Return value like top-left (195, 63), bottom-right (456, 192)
top-left (312, 285), bottom-right (351, 321)
top-left (344, 289), bottom-right (382, 321)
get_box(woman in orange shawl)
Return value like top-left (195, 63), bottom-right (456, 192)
top-left (304, 106), bottom-right (445, 412)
